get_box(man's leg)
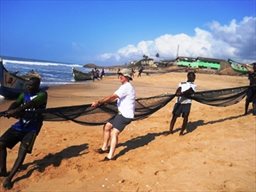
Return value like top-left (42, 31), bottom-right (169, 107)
top-left (245, 100), bottom-right (250, 115)
top-left (180, 115), bottom-right (189, 136)
top-left (169, 115), bottom-right (178, 133)
top-left (0, 142), bottom-right (7, 177)
top-left (0, 128), bottom-right (17, 177)
top-left (253, 102), bottom-right (256, 115)
top-left (101, 123), bottom-right (112, 151)
top-left (3, 146), bottom-right (27, 189)
top-left (3, 131), bottom-right (37, 189)
top-left (107, 128), bottom-right (120, 159)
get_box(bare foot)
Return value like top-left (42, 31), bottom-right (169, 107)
top-left (3, 178), bottom-right (13, 189)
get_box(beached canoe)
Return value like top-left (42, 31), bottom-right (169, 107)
top-left (0, 59), bottom-right (43, 99)
top-left (228, 59), bottom-right (248, 74)
top-left (0, 59), bottom-right (30, 99)
top-left (72, 67), bottom-right (92, 81)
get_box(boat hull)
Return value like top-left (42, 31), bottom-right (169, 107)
top-left (0, 60), bottom-right (30, 99)
top-left (0, 59), bottom-right (45, 99)
top-left (72, 68), bottom-right (92, 81)
top-left (0, 86), bottom-right (24, 99)
top-left (228, 59), bottom-right (248, 74)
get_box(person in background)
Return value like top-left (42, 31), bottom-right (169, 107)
top-left (137, 66), bottom-right (144, 77)
top-left (0, 77), bottom-right (47, 189)
top-left (95, 68), bottom-right (100, 80)
top-left (91, 68), bottom-right (96, 81)
top-left (117, 68), bottom-right (121, 79)
top-left (131, 68), bottom-right (135, 78)
top-left (100, 68), bottom-right (105, 79)
top-left (169, 72), bottom-right (196, 136)
top-left (91, 68), bottom-right (136, 161)
top-left (244, 62), bottom-right (256, 115)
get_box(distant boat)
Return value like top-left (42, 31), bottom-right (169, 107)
top-left (0, 59), bottom-right (42, 99)
top-left (72, 67), bottom-right (92, 81)
top-left (228, 59), bottom-right (248, 74)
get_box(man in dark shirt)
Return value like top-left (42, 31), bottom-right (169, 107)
top-left (244, 62), bottom-right (256, 115)
top-left (0, 77), bottom-right (47, 189)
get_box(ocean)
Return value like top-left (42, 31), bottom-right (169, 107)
top-left (0, 58), bottom-right (96, 103)
top-left (2, 58), bottom-right (90, 85)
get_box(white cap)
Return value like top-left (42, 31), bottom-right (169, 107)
top-left (119, 68), bottom-right (132, 80)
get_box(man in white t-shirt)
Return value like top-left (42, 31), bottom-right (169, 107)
top-left (91, 68), bottom-right (136, 161)
top-left (169, 72), bottom-right (196, 136)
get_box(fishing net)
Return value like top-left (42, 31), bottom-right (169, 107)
top-left (36, 93), bottom-right (176, 125)
top-left (36, 85), bottom-right (251, 125)
top-left (191, 86), bottom-right (249, 107)
top-left (1, 85), bottom-right (253, 125)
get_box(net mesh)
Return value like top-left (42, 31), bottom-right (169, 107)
top-left (191, 86), bottom-right (249, 107)
top-left (36, 85), bottom-right (252, 125)
top-left (1, 85), bottom-right (253, 125)
top-left (36, 94), bottom-right (175, 125)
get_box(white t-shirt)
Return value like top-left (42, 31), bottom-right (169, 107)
top-left (177, 82), bottom-right (196, 104)
top-left (114, 82), bottom-right (136, 118)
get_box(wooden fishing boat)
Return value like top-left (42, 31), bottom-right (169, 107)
top-left (228, 59), bottom-right (248, 74)
top-left (0, 59), bottom-right (42, 99)
top-left (72, 67), bottom-right (92, 81)
top-left (0, 59), bottom-right (29, 98)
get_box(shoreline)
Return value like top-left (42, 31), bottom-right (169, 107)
top-left (0, 71), bottom-right (249, 109)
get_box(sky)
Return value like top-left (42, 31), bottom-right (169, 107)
top-left (0, 0), bottom-right (255, 66)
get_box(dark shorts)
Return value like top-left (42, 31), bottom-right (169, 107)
top-left (246, 87), bottom-right (256, 103)
top-left (172, 103), bottom-right (191, 117)
top-left (108, 114), bottom-right (132, 132)
top-left (0, 128), bottom-right (37, 154)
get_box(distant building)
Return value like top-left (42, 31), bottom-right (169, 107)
top-left (139, 58), bottom-right (157, 67)
top-left (176, 56), bottom-right (197, 62)
top-left (175, 56), bottom-right (226, 70)
top-left (155, 59), bottom-right (176, 67)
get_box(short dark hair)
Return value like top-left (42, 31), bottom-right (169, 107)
top-left (29, 77), bottom-right (41, 86)
top-left (187, 71), bottom-right (195, 77)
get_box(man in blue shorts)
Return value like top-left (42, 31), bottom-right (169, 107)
top-left (0, 77), bottom-right (47, 189)
top-left (91, 68), bottom-right (136, 161)
top-left (169, 72), bottom-right (196, 136)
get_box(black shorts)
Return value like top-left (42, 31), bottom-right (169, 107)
top-left (0, 128), bottom-right (37, 154)
top-left (172, 103), bottom-right (191, 117)
top-left (246, 87), bottom-right (256, 103)
top-left (108, 114), bottom-right (132, 132)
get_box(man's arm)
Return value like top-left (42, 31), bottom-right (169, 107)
top-left (175, 87), bottom-right (182, 96)
top-left (5, 92), bottom-right (47, 118)
top-left (91, 94), bottom-right (119, 108)
top-left (4, 93), bottom-right (24, 118)
top-left (182, 87), bottom-right (195, 96)
top-left (0, 111), bottom-right (7, 117)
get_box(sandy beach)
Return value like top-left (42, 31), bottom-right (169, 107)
top-left (0, 71), bottom-right (255, 192)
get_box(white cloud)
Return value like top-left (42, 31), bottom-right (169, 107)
top-left (99, 16), bottom-right (256, 64)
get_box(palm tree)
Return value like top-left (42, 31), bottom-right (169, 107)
top-left (142, 54), bottom-right (149, 66)
top-left (143, 54), bottom-right (148, 60)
